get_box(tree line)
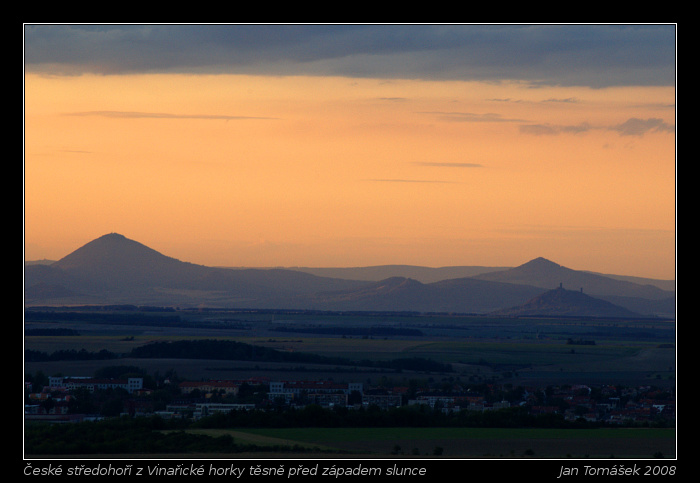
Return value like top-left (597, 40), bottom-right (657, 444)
top-left (24, 402), bottom-right (600, 456)
top-left (24, 414), bottom-right (322, 456)
top-left (26, 339), bottom-right (453, 373)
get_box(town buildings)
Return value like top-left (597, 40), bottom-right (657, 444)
top-left (47, 376), bottom-right (143, 394)
top-left (26, 376), bottom-right (675, 425)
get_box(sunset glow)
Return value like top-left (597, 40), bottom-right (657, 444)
top-left (23, 25), bottom-right (676, 279)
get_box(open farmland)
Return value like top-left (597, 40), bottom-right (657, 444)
top-left (24, 308), bottom-right (676, 461)
top-left (225, 427), bottom-right (676, 459)
top-left (24, 308), bottom-right (676, 387)
top-left (24, 311), bottom-right (676, 385)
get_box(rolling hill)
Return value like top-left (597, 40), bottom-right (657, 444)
top-left (296, 275), bottom-right (545, 314)
top-left (472, 257), bottom-right (675, 317)
top-left (24, 233), bottom-right (366, 308)
top-left (473, 257), bottom-right (670, 299)
top-left (492, 286), bottom-right (642, 318)
top-left (284, 265), bottom-right (509, 284)
top-left (24, 233), bottom-right (675, 317)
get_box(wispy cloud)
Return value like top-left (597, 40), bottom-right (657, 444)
top-left (368, 178), bottom-right (459, 184)
top-left (66, 110), bottom-right (277, 121)
top-left (413, 162), bottom-right (483, 168)
top-left (487, 97), bottom-right (580, 104)
top-left (540, 97), bottom-right (580, 104)
top-left (421, 111), bottom-right (528, 123)
top-left (610, 117), bottom-right (675, 136)
top-left (519, 122), bottom-right (593, 136)
top-left (519, 118), bottom-right (675, 137)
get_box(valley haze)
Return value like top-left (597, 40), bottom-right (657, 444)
top-left (24, 233), bottom-right (675, 319)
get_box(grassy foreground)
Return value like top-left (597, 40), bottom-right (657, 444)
top-left (183, 427), bottom-right (675, 459)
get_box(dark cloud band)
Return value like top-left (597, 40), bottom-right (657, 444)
top-left (24, 24), bottom-right (676, 88)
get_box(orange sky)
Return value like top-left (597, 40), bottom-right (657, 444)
top-left (23, 26), bottom-right (676, 280)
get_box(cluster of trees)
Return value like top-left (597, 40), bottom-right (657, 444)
top-left (26, 339), bottom-right (453, 373)
top-left (27, 362), bottom-right (675, 429)
top-left (25, 415), bottom-right (263, 456)
top-left (25, 328), bottom-right (80, 336)
top-left (25, 362), bottom-right (675, 456)
top-left (566, 338), bottom-right (596, 345)
top-left (195, 402), bottom-right (579, 430)
top-left (29, 399), bottom-right (652, 456)
top-left (25, 310), bottom-right (180, 325)
top-left (26, 366), bottom-right (174, 417)
top-left (25, 349), bottom-right (117, 362)
top-left (24, 403), bottom-right (595, 456)
top-left (271, 326), bottom-right (425, 337)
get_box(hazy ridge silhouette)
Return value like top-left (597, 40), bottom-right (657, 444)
top-left (24, 233), bottom-right (675, 318)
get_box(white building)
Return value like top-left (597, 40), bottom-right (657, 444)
top-left (268, 380), bottom-right (363, 404)
top-left (193, 403), bottom-right (255, 419)
top-left (48, 376), bottom-right (143, 394)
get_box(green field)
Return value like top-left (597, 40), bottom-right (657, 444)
top-left (25, 310), bottom-right (676, 459)
top-left (179, 427), bottom-right (675, 459)
top-left (24, 329), bottom-right (675, 388)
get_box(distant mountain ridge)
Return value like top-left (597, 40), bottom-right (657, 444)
top-left (297, 275), bottom-right (546, 314)
top-left (52, 233), bottom-right (207, 289)
top-left (25, 233), bottom-right (367, 307)
top-left (471, 257), bottom-right (675, 318)
top-left (24, 233), bottom-right (675, 318)
top-left (473, 257), bottom-right (670, 300)
top-left (282, 265), bottom-right (509, 284)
